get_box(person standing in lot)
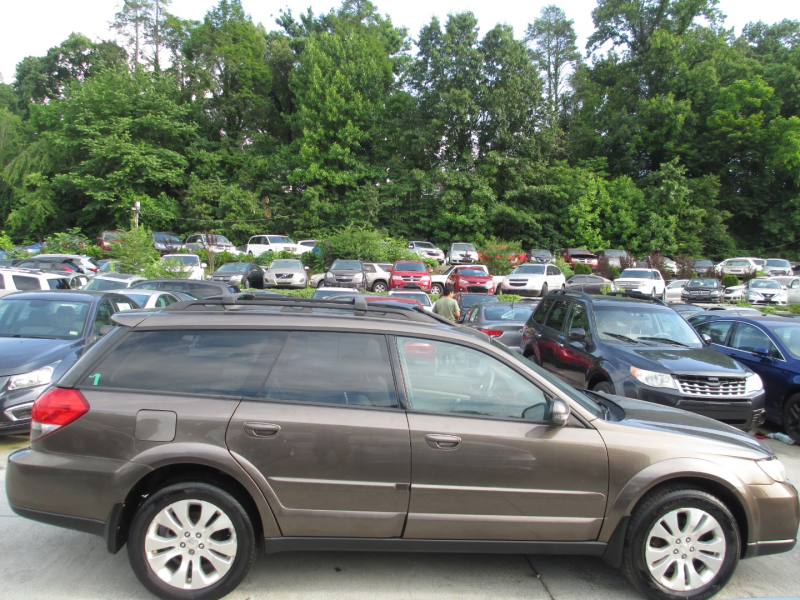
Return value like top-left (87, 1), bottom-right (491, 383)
top-left (433, 285), bottom-right (461, 322)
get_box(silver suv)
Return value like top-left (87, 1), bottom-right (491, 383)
top-left (6, 295), bottom-right (798, 600)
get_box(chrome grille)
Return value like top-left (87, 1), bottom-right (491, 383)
top-left (675, 376), bottom-right (746, 397)
top-left (276, 273), bottom-right (293, 280)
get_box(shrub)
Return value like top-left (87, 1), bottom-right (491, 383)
top-left (641, 253), bottom-right (670, 281)
top-left (555, 258), bottom-right (574, 278)
top-left (42, 227), bottom-right (91, 255)
top-left (495, 294), bottom-right (523, 303)
top-left (325, 224), bottom-right (415, 264)
top-left (619, 253), bottom-right (637, 271)
top-left (608, 266), bottom-right (620, 279)
top-left (673, 255), bottom-right (696, 280)
top-left (301, 250), bottom-right (327, 274)
top-left (0, 230), bottom-right (14, 251)
top-left (573, 263), bottom-right (592, 275)
top-left (111, 228), bottom-right (159, 275)
top-left (478, 238), bottom-right (525, 276)
top-left (721, 274), bottom-right (739, 289)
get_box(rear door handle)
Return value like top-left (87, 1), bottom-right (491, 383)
top-left (425, 434), bottom-right (462, 450)
top-left (244, 422), bottom-right (281, 438)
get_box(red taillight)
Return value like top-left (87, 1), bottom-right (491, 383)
top-left (31, 388), bottom-right (89, 441)
top-left (478, 328), bottom-right (504, 337)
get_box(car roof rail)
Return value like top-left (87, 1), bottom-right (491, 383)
top-left (160, 293), bottom-right (451, 324)
top-left (602, 291), bottom-right (667, 306)
top-left (547, 289), bottom-right (594, 302)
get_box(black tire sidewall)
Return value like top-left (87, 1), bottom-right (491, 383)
top-left (431, 283), bottom-right (443, 296)
top-left (625, 490), bottom-right (740, 600)
top-left (783, 394), bottom-right (800, 443)
top-left (593, 381), bottom-right (614, 394)
top-left (541, 284), bottom-right (548, 297)
top-left (128, 482), bottom-right (256, 600)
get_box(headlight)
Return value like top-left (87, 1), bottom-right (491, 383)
top-left (745, 373), bottom-right (763, 393)
top-left (758, 458), bottom-right (787, 482)
top-left (630, 366), bottom-right (676, 389)
top-left (7, 366), bottom-right (54, 391)
top-left (748, 292), bottom-right (762, 299)
top-left (353, 273), bottom-right (364, 281)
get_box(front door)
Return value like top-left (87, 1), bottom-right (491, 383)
top-left (395, 336), bottom-right (608, 542)
top-left (554, 301), bottom-right (594, 388)
top-left (538, 299), bottom-right (570, 379)
top-left (226, 331), bottom-right (411, 538)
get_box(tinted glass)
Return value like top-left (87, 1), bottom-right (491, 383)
top-left (702, 321), bottom-right (733, 345)
top-left (483, 306), bottom-right (533, 321)
top-left (0, 298), bottom-right (90, 339)
top-left (544, 300), bottom-right (569, 331)
top-left (531, 298), bottom-right (553, 324)
top-left (267, 236), bottom-right (294, 244)
top-left (395, 262), bottom-right (426, 272)
top-left (12, 275), bottom-right (41, 290)
top-left (123, 294), bottom-right (151, 306)
top-left (595, 306), bottom-right (703, 347)
top-left (218, 263), bottom-right (249, 272)
top-left (459, 269), bottom-right (487, 277)
top-left (163, 255), bottom-right (199, 266)
top-left (730, 324), bottom-right (781, 358)
top-left (86, 330), bottom-right (289, 397)
top-left (686, 279), bottom-right (719, 289)
top-left (750, 280), bottom-right (781, 289)
top-left (452, 244), bottom-right (476, 251)
top-left (47, 278), bottom-right (72, 290)
top-left (331, 260), bottom-right (362, 271)
top-left (84, 277), bottom-right (128, 291)
top-left (513, 265), bottom-right (546, 275)
top-left (619, 269), bottom-right (654, 279)
top-left (397, 337), bottom-right (549, 421)
top-left (261, 332), bottom-right (396, 407)
top-left (766, 259), bottom-right (790, 267)
top-left (770, 325), bottom-right (800, 359)
top-left (459, 294), bottom-right (499, 309)
top-left (271, 259), bottom-right (303, 269)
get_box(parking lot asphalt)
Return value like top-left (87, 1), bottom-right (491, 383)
top-left (0, 432), bottom-right (798, 600)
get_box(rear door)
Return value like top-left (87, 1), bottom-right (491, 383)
top-left (553, 302), bottom-right (594, 387)
top-left (226, 330), bottom-right (411, 538)
top-left (538, 299), bottom-right (570, 377)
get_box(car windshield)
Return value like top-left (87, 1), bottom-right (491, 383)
top-left (300, 240), bottom-right (316, 247)
top-left (602, 250), bottom-right (626, 257)
top-left (530, 250), bottom-right (552, 257)
top-left (153, 233), bottom-right (181, 244)
top-left (390, 293), bottom-right (432, 306)
top-left (766, 259), bottom-right (790, 267)
top-left (267, 236), bottom-right (294, 244)
top-left (484, 306), bottom-right (533, 321)
top-left (84, 277), bottom-right (128, 291)
top-left (595, 306), bottom-right (703, 347)
top-left (770, 325), bottom-right (800, 359)
top-left (217, 263), bottom-right (248, 273)
top-left (102, 232), bottom-right (120, 240)
top-left (415, 242), bottom-right (435, 249)
top-left (686, 279), bottom-right (719, 289)
top-left (512, 265), bottom-right (546, 275)
top-left (459, 269), bottom-right (488, 277)
top-left (750, 280), bottom-right (781, 289)
top-left (619, 269), bottom-right (654, 279)
top-left (452, 244), bottom-right (476, 251)
top-left (208, 235), bottom-right (232, 245)
top-left (459, 295), bottom-right (500, 308)
top-left (330, 260), bottom-right (362, 271)
top-left (395, 262), bottom-right (426, 272)
top-left (270, 260), bottom-right (303, 269)
top-left (726, 260), bottom-right (750, 266)
top-left (0, 298), bottom-right (91, 340)
top-left (692, 260), bottom-right (713, 267)
top-left (163, 255), bottom-right (199, 266)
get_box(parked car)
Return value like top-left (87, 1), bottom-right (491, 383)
top-left (160, 254), bottom-right (206, 280)
top-left (118, 289), bottom-right (185, 309)
top-left (445, 242), bottom-right (479, 265)
top-left (321, 259), bottom-right (367, 291)
top-left (0, 290), bottom-right (139, 435)
top-left (311, 287), bottom-right (361, 299)
top-left (662, 257), bottom-right (679, 275)
top-left (59, 272), bottom-right (90, 290)
top-left (500, 263), bottom-right (566, 297)
top-left (6, 293), bottom-right (796, 600)
top-left (96, 230), bottom-right (122, 252)
top-left (184, 233), bottom-right (237, 254)
top-left (245, 234), bottom-right (307, 256)
top-left (681, 278), bottom-right (723, 303)
top-left (716, 258), bottom-right (759, 279)
top-left (594, 249), bottom-right (629, 268)
top-left (409, 241), bottom-right (445, 264)
top-left (152, 232), bottom-right (184, 255)
top-left (686, 309), bottom-right (763, 328)
top-left (693, 314), bottom-right (800, 442)
top-left (362, 262), bottom-right (393, 293)
top-left (525, 249), bottom-right (555, 264)
top-left (747, 278), bottom-right (787, 305)
top-left (387, 290), bottom-right (433, 312)
top-left (664, 279), bottom-right (689, 302)
top-left (614, 268), bottom-right (666, 299)
top-left (388, 260), bottom-right (432, 292)
top-left (565, 274), bottom-right (616, 295)
top-left (296, 239), bottom-right (320, 253)
top-left (691, 259), bottom-right (715, 275)
top-left (462, 301), bottom-right (535, 353)
top-left (431, 264), bottom-right (493, 296)
top-left (447, 266), bottom-right (494, 295)
top-left (14, 254), bottom-right (98, 276)
top-left (455, 292), bottom-right (500, 311)
top-left (130, 279), bottom-right (237, 299)
top-left (764, 258), bottom-right (793, 276)
top-left (522, 290), bottom-right (766, 430)
top-left (771, 276), bottom-right (800, 303)
top-left (723, 283), bottom-right (747, 302)
top-left (0, 268), bottom-right (72, 296)
top-left (561, 248), bottom-right (598, 270)
top-left (262, 259), bottom-right (308, 290)
top-left (207, 262), bottom-right (264, 289)
top-left (83, 273), bottom-right (148, 291)
top-left (671, 303), bottom-right (706, 319)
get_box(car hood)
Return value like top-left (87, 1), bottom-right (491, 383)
top-left (328, 270), bottom-right (362, 276)
top-left (393, 270), bottom-right (430, 277)
top-left (505, 273), bottom-right (545, 281)
top-left (615, 345), bottom-right (748, 376)
top-left (609, 396), bottom-right (772, 460)
top-left (0, 337), bottom-right (80, 376)
top-left (615, 277), bottom-right (655, 286)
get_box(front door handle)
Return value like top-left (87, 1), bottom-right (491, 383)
top-left (425, 434), bottom-right (462, 450)
top-left (244, 422), bottom-right (281, 438)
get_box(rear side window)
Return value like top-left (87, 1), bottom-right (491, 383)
top-left (12, 275), bottom-right (41, 290)
top-left (84, 330), bottom-right (290, 397)
top-left (261, 331), bottom-right (397, 408)
top-left (531, 299), bottom-right (553, 324)
top-left (48, 278), bottom-right (71, 290)
top-left (699, 321), bottom-right (733, 345)
top-left (544, 300), bottom-right (570, 332)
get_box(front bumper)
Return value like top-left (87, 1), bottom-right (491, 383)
top-left (500, 283), bottom-right (543, 297)
top-left (681, 293), bottom-right (723, 303)
top-left (620, 377), bottom-right (766, 430)
top-left (743, 478), bottom-right (799, 557)
top-left (325, 279), bottom-right (365, 290)
top-left (1, 386), bottom-right (46, 436)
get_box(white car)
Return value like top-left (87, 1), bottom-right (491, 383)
top-left (771, 276), bottom-right (800, 303)
top-left (615, 268), bottom-right (666, 299)
top-left (499, 264), bottom-right (566, 297)
top-left (445, 242), bottom-right (479, 265)
top-left (119, 289), bottom-right (184, 309)
top-left (409, 241), bottom-right (445, 264)
top-left (764, 258), bottom-right (793, 276)
top-left (747, 278), bottom-right (787, 305)
top-left (431, 265), bottom-right (502, 296)
top-left (716, 257), bottom-right (760, 278)
top-left (83, 273), bottom-right (148, 291)
top-left (664, 279), bottom-right (689, 303)
top-left (245, 235), bottom-right (309, 256)
top-left (184, 234), bottom-right (237, 255)
top-left (0, 268), bottom-right (72, 297)
top-left (160, 254), bottom-right (206, 280)
top-left (723, 284), bottom-right (747, 302)
top-left (387, 290), bottom-right (434, 312)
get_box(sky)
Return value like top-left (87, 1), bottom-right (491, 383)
top-left (2, 0), bottom-right (800, 84)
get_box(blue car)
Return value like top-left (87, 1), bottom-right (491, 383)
top-left (693, 314), bottom-right (800, 442)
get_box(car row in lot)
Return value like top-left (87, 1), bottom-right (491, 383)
top-left (4, 291), bottom-right (797, 600)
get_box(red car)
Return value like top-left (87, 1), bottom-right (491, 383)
top-left (561, 248), bottom-right (598, 270)
top-left (446, 266), bottom-right (495, 294)
top-left (97, 230), bottom-right (123, 252)
top-left (389, 261), bottom-right (432, 292)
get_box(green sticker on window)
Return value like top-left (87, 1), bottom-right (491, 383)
top-left (88, 373), bottom-right (101, 386)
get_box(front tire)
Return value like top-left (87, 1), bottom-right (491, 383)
top-left (372, 281), bottom-right (388, 293)
top-left (540, 283), bottom-right (548, 297)
top-left (431, 283), bottom-right (444, 296)
top-left (127, 482), bottom-right (256, 600)
top-left (783, 393), bottom-right (800, 443)
top-left (621, 487), bottom-right (740, 600)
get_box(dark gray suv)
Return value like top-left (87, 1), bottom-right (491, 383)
top-left (6, 295), bottom-right (798, 600)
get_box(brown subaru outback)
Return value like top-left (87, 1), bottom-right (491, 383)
top-left (5, 295), bottom-right (798, 600)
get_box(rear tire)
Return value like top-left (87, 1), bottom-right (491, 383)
top-left (127, 482), bottom-right (256, 600)
top-left (431, 283), bottom-right (443, 296)
top-left (621, 487), bottom-right (740, 600)
top-left (372, 281), bottom-right (388, 293)
top-left (782, 393), bottom-right (800, 443)
top-left (540, 283), bottom-right (548, 297)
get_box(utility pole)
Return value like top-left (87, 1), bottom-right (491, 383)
top-left (132, 201), bottom-right (141, 228)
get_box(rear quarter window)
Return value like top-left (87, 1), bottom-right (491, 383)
top-left (12, 275), bottom-right (41, 290)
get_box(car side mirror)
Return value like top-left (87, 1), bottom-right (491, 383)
top-left (201, 262), bottom-right (208, 268)
top-left (702, 334), bottom-right (712, 344)
top-left (752, 347), bottom-right (771, 358)
top-left (568, 327), bottom-right (586, 342)
top-left (98, 324), bottom-right (115, 337)
top-left (304, 266), bottom-right (310, 271)
top-left (549, 398), bottom-right (570, 427)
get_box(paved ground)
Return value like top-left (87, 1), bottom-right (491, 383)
top-left (0, 431), bottom-right (798, 600)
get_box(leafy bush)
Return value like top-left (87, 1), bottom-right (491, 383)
top-left (111, 228), bottom-right (159, 274)
top-left (720, 274), bottom-right (739, 289)
top-left (555, 258), bottom-right (574, 278)
top-left (83, 245), bottom-right (105, 261)
top-left (600, 283), bottom-right (614, 295)
top-left (301, 250), bottom-right (326, 274)
top-left (42, 227), bottom-right (91, 255)
top-left (270, 288), bottom-right (316, 298)
top-left (323, 224), bottom-right (416, 266)
top-left (495, 294), bottom-right (523, 303)
top-left (619, 253), bottom-right (637, 271)
top-left (0, 231), bottom-right (14, 251)
top-left (478, 238), bottom-right (524, 275)
top-left (573, 263), bottom-right (592, 275)
top-left (608, 266), bottom-right (620, 279)
top-left (640, 253), bottom-right (670, 281)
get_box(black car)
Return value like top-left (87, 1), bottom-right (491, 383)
top-left (564, 274), bottom-right (614, 294)
top-left (686, 308), bottom-right (762, 327)
top-left (151, 231), bottom-right (184, 255)
top-left (462, 302), bottom-right (535, 353)
top-left (526, 249), bottom-right (554, 264)
top-left (681, 278), bottom-right (723, 303)
top-left (522, 290), bottom-right (766, 429)
top-left (129, 278), bottom-right (238, 299)
top-left (207, 262), bottom-right (264, 289)
top-left (0, 290), bottom-right (139, 435)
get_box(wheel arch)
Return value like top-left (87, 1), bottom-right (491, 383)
top-left (587, 370), bottom-right (612, 391)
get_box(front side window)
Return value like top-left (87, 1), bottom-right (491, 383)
top-left (567, 303), bottom-right (590, 332)
top-left (48, 278), bottom-right (71, 290)
top-left (544, 300), bottom-right (570, 332)
top-left (261, 332), bottom-right (397, 407)
top-left (730, 324), bottom-right (782, 359)
top-left (397, 337), bottom-right (549, 421)
top-left (699, 321), bottom-right (733, 345)
top-left (93, 299), bottom-right (115, 336)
